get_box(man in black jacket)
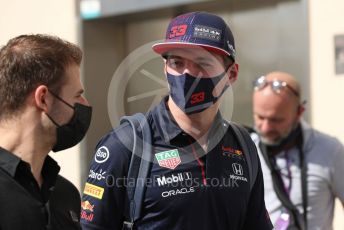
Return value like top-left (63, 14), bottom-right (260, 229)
top-left (0, 34), bottom-right (92, 230)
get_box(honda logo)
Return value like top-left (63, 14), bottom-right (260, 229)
top-left (232, 163), bottom-right (243, 176)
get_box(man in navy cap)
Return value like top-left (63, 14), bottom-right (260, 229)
top-left (81, 12), bottom-right (272, 230)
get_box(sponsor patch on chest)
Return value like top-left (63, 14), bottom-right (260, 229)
top-left (155, 149), bottom-right (181, 169)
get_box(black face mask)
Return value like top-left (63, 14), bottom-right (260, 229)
top-left (46, 91), bottom-right (92, 152)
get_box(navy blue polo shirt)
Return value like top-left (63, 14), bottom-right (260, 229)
top-left (81, 97), bottom-right (272, 230)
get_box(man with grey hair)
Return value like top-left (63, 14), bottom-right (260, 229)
top-left (249, 71), bottom-right (344, 230)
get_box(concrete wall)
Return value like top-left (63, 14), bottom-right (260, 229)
top-left (309, 0), bottom-right (344, 228)
top-left (0, 0), bottom-right (82, 190)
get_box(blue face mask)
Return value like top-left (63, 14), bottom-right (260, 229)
top-left (167, 72), bottom-right (229, 114)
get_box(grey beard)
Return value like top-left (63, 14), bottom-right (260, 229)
top-left (255, 123), bottom-right (298, 147)
top-left (260, 136), bottom-right (285, 146)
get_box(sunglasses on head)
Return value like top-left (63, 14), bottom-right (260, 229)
top-left (253, 76), bottom-right (299, 97)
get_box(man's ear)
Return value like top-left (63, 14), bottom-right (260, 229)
top-left (297, 104), bottom-right (305, 116)
top-left (34, 85), bottom-right (50, 112)
top-left (295, 103), bottom-right (305, 123)
top-left (163, 59), bottom-right (168, 76)
top-left (227, 63), bottom-right (239, 84)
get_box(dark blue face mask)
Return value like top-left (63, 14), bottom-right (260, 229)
top-left (167, 72), bottom-right (229, 114)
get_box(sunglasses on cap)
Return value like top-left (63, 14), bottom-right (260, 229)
top-left (253, 76), bottom-right (299, 97)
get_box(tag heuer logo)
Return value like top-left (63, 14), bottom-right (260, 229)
top-left (155, 149), bottom-right (181, 169)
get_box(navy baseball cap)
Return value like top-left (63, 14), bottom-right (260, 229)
top-left (152, 12), bottom-right (236, 61)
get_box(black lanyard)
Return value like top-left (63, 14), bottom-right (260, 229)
top-left (299, 137), bottom-right (308, 230)
top-left (260, 130), bottom-right (308, 230)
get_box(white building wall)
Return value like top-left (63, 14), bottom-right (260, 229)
top-left (309, 0), bottom-right (344, 228)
